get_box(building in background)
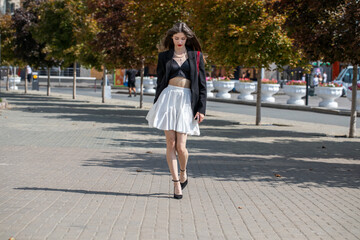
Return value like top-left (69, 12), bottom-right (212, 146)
top-left (1, 0), bottom-right (21, 15)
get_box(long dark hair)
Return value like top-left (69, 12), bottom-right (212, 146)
top-left (160, 22), bottom-right (202, 52)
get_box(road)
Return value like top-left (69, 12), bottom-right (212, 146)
top-left (2, 86), bottom-right (359, 128)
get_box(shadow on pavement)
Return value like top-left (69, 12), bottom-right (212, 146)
top-left (82, 152), bottom-right (167, 174)
top-left (187, 154), bottom-right (360, 189)
top-left (1, 92), bottom-right (90, 104)
top-left (197, 127), bottom-right (326, 138)
top-left (81, 146), bottom-right (360, 189)
top-left (14, 187), bottom-right (170, 199)
top-left (4, 92), bottom-right (148, 125)
top-left (4, 92), bottom-right (360, 189)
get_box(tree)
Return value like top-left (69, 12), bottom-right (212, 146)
top-left (191, 0), bottom-right (304, 125)
top-left (125, 0), bottom-right (191, 108)
top-left (12, 0), bottom-right (57, 95)
top-left (0, 14), bottom-right (17, 91)
top-left (33, 0), bottom-right (100, 99)
top-left (87, 0), bottom-right (136, 103)
top-left (271, 0), bottom-right (360, 137)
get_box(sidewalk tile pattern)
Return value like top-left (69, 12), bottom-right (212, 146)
top-left (0, 92), bottom-right (359, 240)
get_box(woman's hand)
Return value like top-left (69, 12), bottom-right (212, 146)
top-left (194, 112), bottom-right (205, 124)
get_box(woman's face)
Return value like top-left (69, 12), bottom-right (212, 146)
top-left (172, 32), bottom-right (187, 49)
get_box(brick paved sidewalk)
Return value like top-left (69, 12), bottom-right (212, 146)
top-left (0, 91), bottom-right (359, 240)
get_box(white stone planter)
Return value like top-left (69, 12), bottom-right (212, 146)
top-left (283, 85), bottom-right (307, 105)
top-left (135, 77), bottom-right (144, 92)
top-left (213, 81), bottom-right (235, 99)
top-left (206, 81), bottom-right (214, 97)
top-left (346, 89), bottom-right (360, 111)
top-left (9, 76), bottom-right (21, 90)
top-left (261, 84), bottom-right (280, 103)
top-left (143, 78), bottom-right (156, 93)
top-left (315, 87), bottom-right (342, 108)
top-left (235, 82), bottom-right (256, 100)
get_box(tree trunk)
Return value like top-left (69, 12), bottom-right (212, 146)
top-left (6, 65), bottom-right (9, 91)
top-left (73, 62), bottom-right (77, 99)
top-left (349, 64), bottom-right (358, 138)
top-left (102, 66), bottom-right (106, 103)
top-left (47, 67), bottom-right (51, 96)
top-left (25, 66), bottom-right (28, 94)
top-left (140, 58), bottom-right (145, 109)
top-left (255, 69), bottom-right (262, 125)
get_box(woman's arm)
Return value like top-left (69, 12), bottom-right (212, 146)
top-left (154, 53), bottom-right (165, 103)
top-left (197, 52), bottom-right (207, 115)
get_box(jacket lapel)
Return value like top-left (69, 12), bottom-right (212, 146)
top-left (187, 49), bottom-right (196, 84)
top-left (164, 49), bottom-right (174, 82)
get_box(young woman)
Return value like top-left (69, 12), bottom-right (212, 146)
top-left (146, 22), bottom-right (207, 199)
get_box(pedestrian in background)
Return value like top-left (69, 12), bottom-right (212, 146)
top-left (302, 73), bottom-right (306, 81)
top-left (26, 65), bottom-right (32, 83)
top-left (242, 71), bottom-right (246, 78)
top-left (146, 22), bottom-right (207, 199)
top-left (125, 68), bottom-right (138, 97)
top-left (313, 74), bottom-right (319, 87)
top-left (323, 72), bottom-right (327, 83)
top-left (319, 74), bottom-right (323, 84)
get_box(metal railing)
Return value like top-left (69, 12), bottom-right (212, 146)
top-left (37, 67), bottom-right (80, 77)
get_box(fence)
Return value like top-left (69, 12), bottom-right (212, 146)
top-left (37, 67), bottom-right (80, 77)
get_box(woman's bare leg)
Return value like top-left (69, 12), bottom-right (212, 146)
top-left (176, 132), bottom-right (188, 183)
top-left (164, 130), bottom-right (182, 195)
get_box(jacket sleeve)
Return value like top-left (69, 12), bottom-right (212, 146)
top-left (154, 53), bottom-right (164, 103)
top-left (197, 52), bottom-right (207, 115)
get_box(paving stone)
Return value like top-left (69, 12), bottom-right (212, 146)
top-left (0, 91), bottom-right (359, 240)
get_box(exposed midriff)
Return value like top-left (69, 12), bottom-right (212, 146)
top-left (168, 77), bottom-right (191, 88)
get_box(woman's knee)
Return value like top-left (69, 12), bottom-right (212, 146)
top-left (165, 131), bottom-right (176, 150)
top-left (176, 143), bottom-right (187, 155)
top-left (166, 138), bottom-right (176, 150)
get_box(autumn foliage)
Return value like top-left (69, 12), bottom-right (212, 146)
top-left (191, 0), bottom-right (303, 70)
top-left (87, 0), bottom-right (136, 69)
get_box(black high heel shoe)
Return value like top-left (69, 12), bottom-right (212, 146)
top-left (172, 180), bottom-right (182, 199)
top-left (180, 169), bottom-right (188, 190)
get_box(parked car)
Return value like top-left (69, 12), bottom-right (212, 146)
top-left (333, 66), bottom-right (360, 96)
